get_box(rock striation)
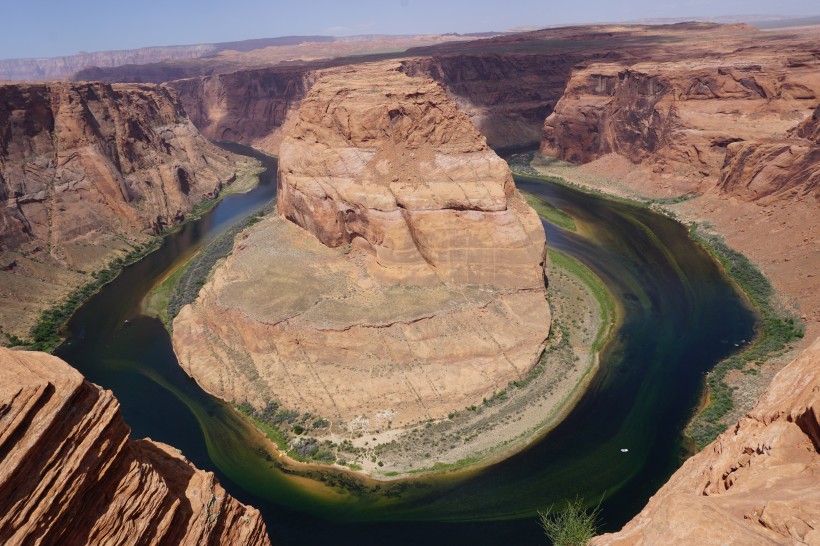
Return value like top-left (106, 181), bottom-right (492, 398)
top-left (0, 81), bottom-right (245, 339)
top-left (593, 336), bottom-right (820, 545)
top-left (170, 67), bottom-right (312, 154)
top-left (172, 63), bottom-right (550, 430)
top-left (276, 63), bottom-right (547, 289)
top-left (541, 42), bottom-right (820, 203)
top-left (0, 347), bottom-right (271, 546)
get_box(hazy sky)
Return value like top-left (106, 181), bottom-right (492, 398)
top-left (2, 0), bottom-right (818, 59)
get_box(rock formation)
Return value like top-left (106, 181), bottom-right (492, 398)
top-left (541, 41), bottom-right (820, 202)
top-left (0, 81), bottom-right (246, 339)
top-left (593, 336), bottom-right (820, 545)
top-left (170, 67), bottom-right (312, 153)
top-left (171, 62), bottom-right (550, 430)
top-left (0, 347), bottom-right (271, 546)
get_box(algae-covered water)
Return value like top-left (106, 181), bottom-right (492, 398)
top-left (56, 144), bottom-right (755, 545)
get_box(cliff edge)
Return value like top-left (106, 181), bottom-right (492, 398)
top-left (0, 82), bottom-right (251, 341)
top-left (593, 336), bottom-right (820, 545)
top-left (0, 347), bottom-right (271, 546)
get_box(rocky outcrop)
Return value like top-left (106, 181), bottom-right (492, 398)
top-left (541, 42), bottom-right (820, 202)
top-left (172, 62), bottom-right (550, 431)
top-left (0, 347), bottom-right (271, 546)
top-left (593, 336), bottom-right (820, 545)
top-left (0, 81), bottom-right (246, 339)
top-left (170, 67), bottom-right (312, 153)
top-left (276, 63), bottom-right (547, 288)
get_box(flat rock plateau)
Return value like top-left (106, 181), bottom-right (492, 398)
top-left (172, 62), bottom-right (551, 436)
top-left (0, 347), bottom-right (271, 546)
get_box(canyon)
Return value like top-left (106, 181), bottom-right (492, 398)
top-left (0, 81), bottom-right (251, 342)
top-left (0, 346), bottom-right (270, 546)
top-left (0, 18), bottom-right (818, 546)
top-left (171, 62), bottom-right (551, 435)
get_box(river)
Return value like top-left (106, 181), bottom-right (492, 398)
top-left (55, 143), bottom-right (755, 545)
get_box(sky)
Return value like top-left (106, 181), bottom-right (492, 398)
top-left (1, 0), bottom-right (818, 59)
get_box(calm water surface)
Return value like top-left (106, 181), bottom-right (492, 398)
top-left (56, 145), bottom-right (755, 545)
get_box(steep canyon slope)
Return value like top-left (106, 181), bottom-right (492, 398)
top-left (538, 25), bottom-right (820, 337)
top-left (593, 336), bottom-right (820, 545)
top-left (0, 347), bottom-right (271, 546)
top-left (171, 62), bottom-right (551, 431)
top-left (0, 82), bottom-right (248, 340)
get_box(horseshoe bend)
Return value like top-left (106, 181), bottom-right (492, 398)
top-left (171, 62), bottom-right (552, 440)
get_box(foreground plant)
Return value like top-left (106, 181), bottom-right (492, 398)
top-left (539, 496), bottom-right (601, 546)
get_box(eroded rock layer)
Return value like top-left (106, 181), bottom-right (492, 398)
top-left (593, 336), bottom-right (820, 545)
top-left (0, 82), bottom-right (245, 339)
top-left (0, 347), bottom-right (271, 546)
top-left (541, 41), bottom-right (820, 203)
top-left (172, 63), bottom-right (550, 430)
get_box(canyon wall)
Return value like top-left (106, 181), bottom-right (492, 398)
top-left (0, 81), bottom-right (246, 339)
top-left (399, 53), bottom-right (604, 149)
top-left (593, 336), bottom-right (820, 545)
top-left (169, 67), bottom-right (313, 153)
top-left (0, 347), bottom-right (271, 546)
top-left (541, 46), bottom-right (820, 202)
top-left (171, 62), bottom-right (550, 430)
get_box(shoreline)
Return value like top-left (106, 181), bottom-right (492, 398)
top-left (3, 158), bottom-right (263, 353)
top-left (513, 151), bottom-right (807, 449)
top-left (201, 239), bottom-right (619, 481)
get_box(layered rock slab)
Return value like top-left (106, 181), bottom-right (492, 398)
top-left (0, 347), bottom-right (271, 546)
top-left (172, 63), bottom-right (550, 430)
top-left (540, 42), bottom-right (820, 203)
top-left (593, 336), bottom-right (820, 546)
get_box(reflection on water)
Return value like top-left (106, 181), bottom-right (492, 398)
top-left (56, 146), bottom-right (756, 545)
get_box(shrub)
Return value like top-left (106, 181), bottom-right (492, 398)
top-left (538, 497), bottom-right (601, 546)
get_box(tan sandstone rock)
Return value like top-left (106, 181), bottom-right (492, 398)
top-left (0, 81), bottom-right (249, 339)
top-left (593, 336), bottom-right (820, 546)
top-left (0, 347), bottom-right (271, 546)
top-left (172, 62), bottom-right (550, 430)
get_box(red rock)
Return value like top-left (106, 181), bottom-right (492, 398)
top-left (0, 347), bottom-right (271, 546)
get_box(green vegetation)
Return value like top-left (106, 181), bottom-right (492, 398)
top-left (11, 238), bottom-right (164, 352)
top-left (10, 166), bottom-right (263, 353)
top-left (538, 497), bottom-right (601, 546)
top-left (508, 151), bottom-right (803, 450)
top-left (547, 249), bottom-right (615, 353)
top-left (520, 190), bottom-right (577, 231)
top-left (686, 226), bottom-right (804, 448)
top-left (150, 206), bottom-right (270, 329)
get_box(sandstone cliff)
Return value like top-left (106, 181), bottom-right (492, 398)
top-left (171, 62), bottom-right (550, 431)
top-left (0, 81), bottom-right (247, 340)
top-left (593, 336), bottom-right (820, 545)
top-left (0, 347), bottom-right (271, 546)
top-left (170, 67), bottom-right (312, 153)
top-left (541, 39), bottom-right (820, 202)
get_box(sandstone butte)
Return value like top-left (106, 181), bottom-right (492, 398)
top-left (0, 81), bottom-right (245, 340)
top-left (172, 62), bottom-right (551, 431)
top-left (593, 335), bottom-right (820, 545)
top-left (0, 347), bottom-right (271, 546)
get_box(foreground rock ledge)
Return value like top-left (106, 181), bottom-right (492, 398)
top-left (593, 336), bottom-right (820, 546)
top-left (0, 347), bottom-right (271, 546)
top-left (172, 62), bottom-right (551, 430)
